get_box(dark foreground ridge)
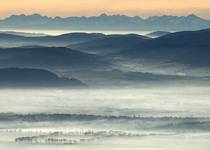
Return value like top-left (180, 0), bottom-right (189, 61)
top-left (0, 47), bottom-right (109, 70)
top-left (119, 28), bottom-right (210, 67)
top-left (0, 68), bottom-right (85, 87)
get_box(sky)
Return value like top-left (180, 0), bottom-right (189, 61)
top-left (0, 0), bottom-right (210, 19)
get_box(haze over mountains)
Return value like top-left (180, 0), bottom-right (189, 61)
top-left (146, 31), bottom-right (171, 38)
top-left (0, 12), bottom-right (210, 87)
top-left (0, 13), bottom-right (210, 31)
top-left (0, 29), bottom-right (210, 68)
top-left (0, 28), bottom-right (210, 87)
top-left (0, 32), bottom-right (106, 47)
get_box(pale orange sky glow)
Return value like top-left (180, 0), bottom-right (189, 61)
top-left (0, 0), bottom-right (210, 19)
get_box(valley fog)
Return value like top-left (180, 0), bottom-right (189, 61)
top-left (0, 86), bottom-right (210, 150)
top-left (0, 5), bottom-right (210, 150)
top-left (0, 29), bottom-right (152, 36)
top-left (0, 86), bottom-right (210, 117)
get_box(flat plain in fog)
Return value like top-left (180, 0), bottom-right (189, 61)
top-left (0, 86), bottom-right (210, 150)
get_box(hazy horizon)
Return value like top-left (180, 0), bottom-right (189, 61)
top-left (0, 12), bottom-right (209, 20)
top-left (0, 0), bottom-right (210, 19)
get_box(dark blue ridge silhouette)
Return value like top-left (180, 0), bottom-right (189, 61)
top-left (69, 34), bottom-right (149, 54)
top-left (0, 47), bottom-right (109, 70)
top-left (119, 28), bottom-right (210, 67)
top-left (0, 68), bottom-right (85, 87)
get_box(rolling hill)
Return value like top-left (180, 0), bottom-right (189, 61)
top-left (0, 47), bottom-right (109, 70)
top-left (68, 34), bottom-right (150, 54)
top-left (0, 32), bottom-right (105, 47)
top-left (0, 68), bottom-right (85, 87)
top-left (118, 29), bottom-right (210, 67)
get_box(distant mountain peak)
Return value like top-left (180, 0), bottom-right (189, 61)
top-left (186, 14), bottom-right (204, 20)
top-left (0, 13), bottom-right (209, 31)
top-left (31, 13), bottom-right (42, 17)
top-left (100, 13), bottom-right (108, 17)
top-left (187, 14), bottom-right (199, 18)
top-left (187, 14), bottom-right (202, 19)
top-left (5, 13), bottom-right (50, 20)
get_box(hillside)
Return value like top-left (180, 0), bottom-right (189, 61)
top-left (0, 68), bottom-right (85, 87)
top-left (0, 47), bottom-right (109, 70)
top-left (0, 32), bottom-right (105, 47)
top-left (69, 34), bottom-right (150, 54)
top-left (118, 29), bottom-right (210, 67)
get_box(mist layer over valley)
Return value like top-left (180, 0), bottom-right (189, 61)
top-left (0, 25), bottom-right (210, 150)
top-left (0, 29), bottom-right (210, 87)
top-left (0, 87), bottom-right (210, 150)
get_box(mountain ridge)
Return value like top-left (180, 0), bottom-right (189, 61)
top-left (1, 13), bottom-right (210, 31)
top-left (0, 47), bottom-right (110, 70)
top-left (0, 67), bottom-right (85, 87)
top-left (68, 34), bottom-right (150, 54)
top-left (0, 32), bottom-right (106, 47)
top-left (118, 28), bottom-right (210, 67)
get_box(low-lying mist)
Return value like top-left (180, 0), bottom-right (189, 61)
top-left (0, 85), bottom-right (209, 117)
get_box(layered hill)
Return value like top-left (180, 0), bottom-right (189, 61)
top-left (0, 47), bottom-right (109, 70)
top-left (69, 34), bottom-right (150, 54)
top-left (0, 68), bottom-right (85, 87)
top-left (0, 32), bottom-right (105, 47)
top-left (118, 29), bottom-right (210, 67)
